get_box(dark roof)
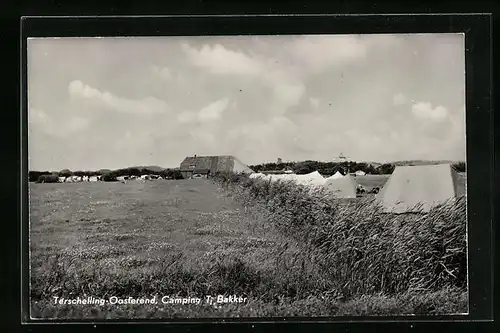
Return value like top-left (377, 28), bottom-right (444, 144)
top-left (180, 155), bottom-right (254, 174)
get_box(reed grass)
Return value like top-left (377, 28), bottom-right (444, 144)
top-left (212, 172), bottom-right (467, 299)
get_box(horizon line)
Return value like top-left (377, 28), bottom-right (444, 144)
top-left (28, 158), bottom-right (466, 172)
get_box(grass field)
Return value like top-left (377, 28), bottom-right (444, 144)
top-left (29, 178), bottom-right (467, 319)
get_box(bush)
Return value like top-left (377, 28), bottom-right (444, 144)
top-left (58, 169), bottom-right (73, 177)
top-left (36, 174), bottom-right (59, 183)
top-left (214, 175), bottom-right (467, 299)
top-left (29, 171), bottom-right (51, 182)
top-left (102, 173), bottom-right (118, 182)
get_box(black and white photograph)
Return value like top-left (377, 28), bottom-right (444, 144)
top-left (27, 33), bottom-right (468, 319)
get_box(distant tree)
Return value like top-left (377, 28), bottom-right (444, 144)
top-left (59, 169), bottom-right (73, 177)
top-left (142, 168), bottom-right (160, 175)
top-left (29, 171), bottom-right (52, 182)
top-left (73, 170), bottom-right (86, 177)
top-left (378, 163), bottom-right (395, 174)
top-left (365, 164), bottom-right (379, 175)
top-left (102, 172), bottom-right (118, 182)
top-left (127, 168), bottom-right (141, 177)
top-left (171, 169), bottom-right (183, 180)
top-left (36, 174), bottom-right (59, 183)
top-left (354, 163), bottom-right (368, 172)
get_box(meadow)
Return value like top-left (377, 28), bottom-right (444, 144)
top-left (29, 177), bottom-right (467, 319)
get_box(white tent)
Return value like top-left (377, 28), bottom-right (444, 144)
top-left (326, 171), bottom-right (344, 180)
top-left (249, 172), bottom-right (266, 179)
top-left (294, 171), bottom-right (326, 187)
top-left (323, 174), bottom-right (357, 198)
top-left (267, 174), bottom-right (297, 183)
top-left (376, 164), bottom-right (462, 213)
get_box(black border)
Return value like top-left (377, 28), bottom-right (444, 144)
top-left (19, 14), bottom-right (493, 327)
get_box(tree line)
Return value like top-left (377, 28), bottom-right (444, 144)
top-left (248, 161), bottom-right (466, 176)
top-left (29, 167), bottom-right (183, 182)
top-left (29, 161), bottom-right (467, 183)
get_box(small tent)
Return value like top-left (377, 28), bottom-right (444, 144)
top-left (249, 172), bottom-right (266, 179)
top-left (326, 171), bottom-right (344, 180)
top-left (323, 174), bottom-right (357, 198)
top-left (376, 164), bottom-right (462, 213)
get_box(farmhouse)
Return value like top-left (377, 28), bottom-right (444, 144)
top-left (179, 155), bottom-right (254, 179)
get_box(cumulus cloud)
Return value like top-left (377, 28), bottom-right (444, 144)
top-left (411, 101), bottom-right (449, 121)
top-left (181, 43), bottom-right (263, 76)
top-left (181, 42), bottom-right (306, 117)
top-left (288, 35), bottom-right (368, 72)
top-left (393, 93), bottom-right (407, 105)
top-left (176, 97), bottom-right (230, 124)
top-left (198, 97), bottom-right (230, 122)
top-left (270, 81), bottom-right (305, 115)
top-left (68, 80), bottom-right (169, 115)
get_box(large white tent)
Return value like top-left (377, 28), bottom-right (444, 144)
top-left (376, 164), bottom-right (462, 213)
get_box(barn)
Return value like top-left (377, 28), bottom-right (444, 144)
top-left (179, 155), bottom-right (254, 179)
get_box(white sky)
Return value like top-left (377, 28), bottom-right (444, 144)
top-left (28, 34), bottom-right (465, 171)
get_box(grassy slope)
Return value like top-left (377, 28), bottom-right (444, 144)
top-left (29, 180), bottom-right (467, 319)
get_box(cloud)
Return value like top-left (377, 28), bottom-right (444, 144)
top-left (176, 97), bottom-right (230, 124)
top-left (181, 43), bottom-right (263, 76)
top-left (411, 101), bottom-right (448, 121)
top-left (181, 42), bottom-right (306, 117)
top-left (68, 80), bottom-right (169, 115)
top-left (270, 81), bottom-right (305, 115)
top-left (288, 35), bottom-right (367, 72)
top-left (198, 97), bottom-right (230, 122)
top-left (393, 93), bottom-right (407, 105)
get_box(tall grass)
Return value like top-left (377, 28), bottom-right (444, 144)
top-left (212, 172), bottom-right (467, 299)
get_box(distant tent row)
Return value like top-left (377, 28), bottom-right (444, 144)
top-left (249, 170), bottom-right (357, 199)
top-left (248, 163), bottom-right (465, 213)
